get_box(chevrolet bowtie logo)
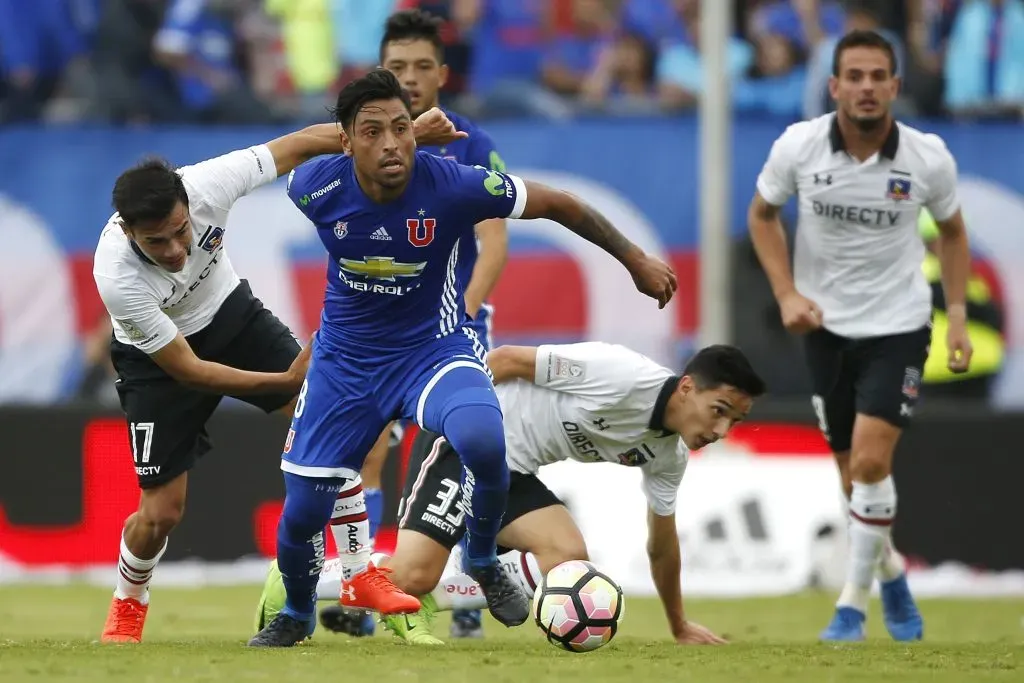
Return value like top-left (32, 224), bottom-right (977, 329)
top-left (339, 256), bottom-right (427, 281)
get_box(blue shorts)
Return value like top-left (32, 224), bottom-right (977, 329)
top-left (280, 327), bottom-right (495, 479)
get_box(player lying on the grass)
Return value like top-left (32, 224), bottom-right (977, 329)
top-left (257, 341), bottom-right (766, 645)
top-left (92, 106), bottom-right (467, 645)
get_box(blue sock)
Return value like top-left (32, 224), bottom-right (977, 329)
top-left (364, 487), bottom-right (383, 541)
top-left (276, 472), bottom-right (342, 620)
top-left (442, 400), bottom-right (508, 567)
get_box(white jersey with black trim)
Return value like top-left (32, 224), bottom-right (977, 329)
top-left (756, 113), bottom-right (960, 338)
top-left (93, 145), bottom-right (278, 354)
top-left (497, 342), bottom-right (689, 516)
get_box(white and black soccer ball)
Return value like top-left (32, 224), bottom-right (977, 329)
top-left (532, 559), bottom-right (624, 653)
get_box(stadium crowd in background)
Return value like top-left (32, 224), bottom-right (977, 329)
top-left (2, 0), bottom-right (1023, 125)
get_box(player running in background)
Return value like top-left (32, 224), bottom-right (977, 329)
top-left (93, 111), bottom-right (463, 644)
top-left (332, 8), bottom-right (513, 639)
top-left (247, 69), bottom-right (676, 647)
top-left (748, 30), bottom-right (972, 642)
top-left (257, 342), bottom-right (765, 645)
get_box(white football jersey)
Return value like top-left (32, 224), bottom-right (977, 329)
top-left (498, 342), bottom-right (689, 516)
top-left (756, 114), bottom-right (960, 338)
top-left (93, 145), bottom-right (277, 353)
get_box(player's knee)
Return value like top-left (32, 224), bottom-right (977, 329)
top-left (387, 556), bottom-right (443, 596)
top-left (442, 402), bottom-right (506, 473)
top-left (535, 539), bottom-right (589, 573)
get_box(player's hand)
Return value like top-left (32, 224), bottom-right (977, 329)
top-left (627, 252), bottom-right (677, 309)
top-left (946, 313), bottom-right (973, 374)
top-left (286, 334), bottom-right (315, 389)
top-left (412, 107), bottom-right (468, 146)
top-left (674, 621), bottom-right (728, 645)
top-left (778, 290), bottom-right (823, 334)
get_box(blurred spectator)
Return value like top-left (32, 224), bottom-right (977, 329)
top-left (0, 0), bottom-right (89, 122)
top-left (747, 0), bottom-right (846, 49)
top-left (619, 0), bottom-right (686, 47)
top-left (735, 30), bottom-right (806, 118)
top-left (454, 0), bottom-right (572, 118)
top-left (330, 0), bottom-right (398, 81)
top-left (943, 0), bottom-right (1024, 119)
top-left (153, 0), bottom-right (279, 124)
top-left (541, 0), bottom-right (617, 100)
top-left (656, 0), bottom-right (754, 112)
top-left (89, 0), bottom-right (180, 124)
top-left (265, 0), bottom-right (338, 120)
top-left (578, 32), bottom-right (661, 115)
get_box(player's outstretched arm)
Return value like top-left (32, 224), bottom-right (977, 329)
top-left (264, 109), bottom-right (465, 178)
top-left (149, 334), bottom-right (310, 396)
top-left (519, 181), bottom-right (677, 309)
top-left (486, 345), bottom-right (537, 384)
top-left (646, 509), bottom-right (726, 645)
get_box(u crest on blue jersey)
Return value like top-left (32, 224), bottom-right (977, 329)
top-left (334, 221), bottom-right (348, 239)
top-left (407, 217), bottom-right (436, 247)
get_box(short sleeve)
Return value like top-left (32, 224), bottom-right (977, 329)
top-left (755, 125), bottom-right (801, 206)
top-left (449, 161), bottom-right (527, 222)
top-left (466, 128), bottom-right (507, 173)
top-left (95, 274), bottom-right (178, 354)
top-left (923, 139), bottom-right (960, 222)
top-left (533, 342), bottom-right (641, 399)
top-left (641, 453), bottom-right (686, 516)
top-left (178, 145), bottom-right (278, 214)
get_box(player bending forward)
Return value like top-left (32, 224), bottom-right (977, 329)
top-left (748, 29), bottom-right (972, 641)
top-left (93, 109), bottom-right (469, 644)
top-left (257, 342), bottom-right (766, 645)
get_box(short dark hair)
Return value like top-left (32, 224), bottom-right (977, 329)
top-left (832, 29), bottom-right (897, 77)
top-left (112, 158), bottom-right (189, 227)
top-left (332, 68), bottom-right (412, 130)
top-left (380, 9), bottom-right (445, 63)
top-left (683, 345), bottom-right (767, 398)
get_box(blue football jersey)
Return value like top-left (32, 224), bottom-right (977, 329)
top-left (287, 151), bottom-right (526, 351)
top-left (419, 109), bottom-right (507, 341)
top-left (418, 109), bottom-right (506, 173)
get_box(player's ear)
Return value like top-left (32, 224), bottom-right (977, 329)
top-left (678, 375), bottom-right (694, 397)
top-left (827, 75), bottom-right (840, 101)
top-left (340, 128), bottom-right (353, 156)
top-left (438, 64), bottom-right (449, 89)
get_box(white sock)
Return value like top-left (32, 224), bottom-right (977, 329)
top-left (316, 556), bottom-right (343, 601)
top-left (114, 533), bottom-right (167, 605)
top-left (878, 539), bottom-right (907, 582)
top-left (497, 550), bottom-right (543, 598)
top-left (431, 574), bottom-right (487, 611)
top-left (840, 487), bottom-right (906, 582)
top-left (330, 477), bottom-right (371, 581)
top-left (838, 477), bottom-right (896, 612)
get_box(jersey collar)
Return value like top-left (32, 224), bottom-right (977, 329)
top-left (828, 114), bottom-right (900, 160)
top-left (648, 375), bottom-right (681, 435)
top-left (129, 239), bottom-right (157, 266)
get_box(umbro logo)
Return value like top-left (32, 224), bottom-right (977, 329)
top-left (370, 227), bottom-right (392, 241)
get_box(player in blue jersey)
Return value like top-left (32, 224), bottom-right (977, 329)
top-left (247, 68), bottom-right (676, 647)
top-left (324, 9), bottom-right (513, 639)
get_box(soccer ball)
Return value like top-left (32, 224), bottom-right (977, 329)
top-left (532, 559), bottom-right (624, 652)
